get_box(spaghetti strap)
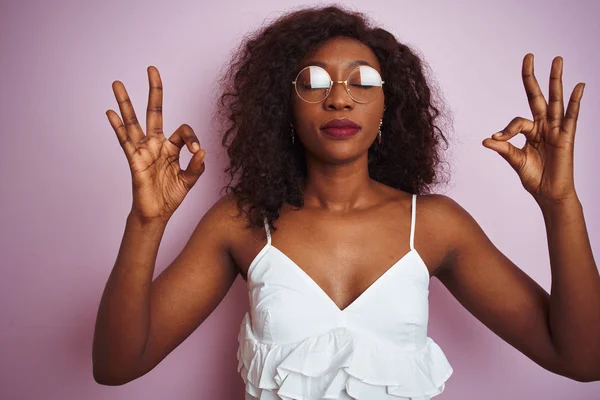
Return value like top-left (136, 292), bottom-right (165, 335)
top-left (263, 216), bottom-right (271, 245)
top-left (409, 194), bottom-right (416, 250)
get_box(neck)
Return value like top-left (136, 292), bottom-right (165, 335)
top-left (301, 153), bottom-right (376, 213)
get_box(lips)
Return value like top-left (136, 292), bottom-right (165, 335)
top-left (319, 118), bottom-right (362, 139)
top-left (320, 118), bottom-right (361, 130)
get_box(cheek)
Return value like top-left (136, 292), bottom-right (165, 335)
top-left (363, 102), bottom-right (385, 131)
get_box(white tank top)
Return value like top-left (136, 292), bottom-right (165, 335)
top-left (236, 194), bottom-right (453, 399)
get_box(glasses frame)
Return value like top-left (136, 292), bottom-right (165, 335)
top-left (291, 65), bottom-right (385, 104)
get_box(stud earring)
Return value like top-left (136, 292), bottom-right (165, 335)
top-left (377, 118), bottom-right (383, 145)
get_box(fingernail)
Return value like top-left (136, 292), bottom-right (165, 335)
top-left (492, 132), bottom-right (502, 138)
top-left (192, 142), bottom-right (200, 152)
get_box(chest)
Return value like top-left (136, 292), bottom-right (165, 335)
top-left (232, 202), bottom-right (446, 311)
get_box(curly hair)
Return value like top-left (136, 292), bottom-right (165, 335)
top-left (215, 4), bottom-right (452, 232)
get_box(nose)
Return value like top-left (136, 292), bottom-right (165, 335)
top-left (323, 81), bottom-right (354, 111)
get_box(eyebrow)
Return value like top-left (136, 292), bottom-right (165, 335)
top-left (299, 60), bottom-right (372, 69)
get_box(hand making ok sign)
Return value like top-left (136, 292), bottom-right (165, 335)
top-left (482, 54), bottom-right (586, 207)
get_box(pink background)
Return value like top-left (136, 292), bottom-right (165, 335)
top-left (1, 0), bottom-right (599, 399)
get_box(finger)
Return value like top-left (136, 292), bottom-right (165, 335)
top-left (167, 124), bottom-right (201, 154)
top-left (146, 66), bottom-right (164, 137)
top-left (548, 56), bottom-right (564, 135)
top-left (482, 136), bottom-right (526, 173)
top-left (112, 80), bottom-right (145, 144)
top-left (180, 149), bottom-right (207, 189)
top-left (106, 109), bottom-right (137, 160)
top-left (522, 53), bottom-right (548, 121)
top-left (561, 82), bottom-right (585, 137)
top-left (491, 116), bottom-right (536, 142)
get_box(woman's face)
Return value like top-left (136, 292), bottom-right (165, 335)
top-left (291, 36), bottom-right (385, 162)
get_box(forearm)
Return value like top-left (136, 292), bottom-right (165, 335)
top-left (541, 194), bottom-right (600, 381)
top-left (92, 212), bottom-right (168, 385)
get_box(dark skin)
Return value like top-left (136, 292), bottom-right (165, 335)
top-left (95, 36), bottom-right (599, 385)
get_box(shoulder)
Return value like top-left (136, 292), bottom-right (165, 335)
top-left (417, 193), bottom-right (493, 274)
top-left (410, 193), bottom-right (487, 274)
top-left (375, 185), bottom-right (475, 273)
top-left (200, 192), bottom-right (251, 251)
top-left (374, 182), bottom-right (474, 230)
top-left (417, 193), bottom-right (481, 242)
top-left (208, 191), bottom-right (246, 218)
top-left (417, 193), bottom-right (472, 223)
top-left (380, 184), bottom-right (469, 223)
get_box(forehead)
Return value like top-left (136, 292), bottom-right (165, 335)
top-left (299, 36), bottom-right (381, 72)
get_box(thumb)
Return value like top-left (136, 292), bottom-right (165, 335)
top-left (180, 149), bottom-right (206, 188)
top-left (482, 136), bottom-right (525, 173)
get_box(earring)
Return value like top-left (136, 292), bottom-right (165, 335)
top-left (290, 123), bottom-right (295, 144)
top-left (377, 118), bottom-right (383, 145)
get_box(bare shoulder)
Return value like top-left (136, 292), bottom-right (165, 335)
top-left (411, 193), bottom-right (479, 276)
top-left (202, 192), bottom-right (261, 275)
top-left (417, 192), bottom-right (507, 279)
top-left (374, 184), bottom-right (475, 277)
top-left (417, 193), bottom-right (474, 235)
top-left (202, 192), bottom-right (251, 246)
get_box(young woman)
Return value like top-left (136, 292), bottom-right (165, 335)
top-left (92, 5), bottom-right (600, 399)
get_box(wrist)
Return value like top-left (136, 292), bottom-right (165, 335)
top-left (537, 192), bottom-right (582, 216)
top-left (127, 210), bottom-right (170, 228)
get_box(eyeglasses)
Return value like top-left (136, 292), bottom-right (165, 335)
top-left (292, 65), bottom-right (385, 104)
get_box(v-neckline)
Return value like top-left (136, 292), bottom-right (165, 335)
top-left (269, 245), bottom-right (419, 313)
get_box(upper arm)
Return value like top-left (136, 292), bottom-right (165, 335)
top-left (135, 194), bottom-right (242, 377)
top-left (432, 194), bottom-right (575, 379)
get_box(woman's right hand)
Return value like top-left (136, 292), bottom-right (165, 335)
top-left (106, 66), bottom-right (206, 223)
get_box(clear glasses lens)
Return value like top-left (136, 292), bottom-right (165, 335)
top-left (295, 66), bottom-right (331, 102)
top-left (294, 65), bottom-right (383, 103)
top-left (347, 66), bottom-right (383, 103)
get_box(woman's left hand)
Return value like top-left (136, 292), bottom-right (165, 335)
top-left (482, 54), bottom-right (586, 207)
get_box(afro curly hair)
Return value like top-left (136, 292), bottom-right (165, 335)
top-left (216, 4), bottom-right (453, 232)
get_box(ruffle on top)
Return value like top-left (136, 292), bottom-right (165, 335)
top-left (237, 313), bottom-right (453, 400)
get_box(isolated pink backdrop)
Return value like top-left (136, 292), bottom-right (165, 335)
top-left (1, 0), bottom-right (599, 399)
